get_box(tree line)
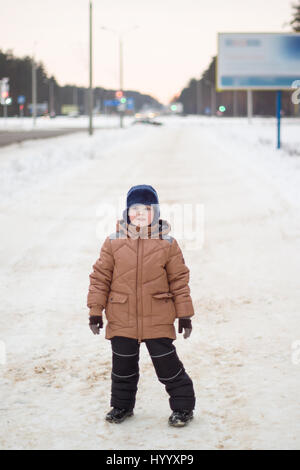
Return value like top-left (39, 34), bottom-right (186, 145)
top-left (0, 50), bottom-right (162, 117)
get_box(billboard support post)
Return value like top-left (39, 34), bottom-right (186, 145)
top-left (276, 90), bottom-right (282, 150)
top-left (233, 90), bottom-right (238, 117)
top-left (247, 89), bottom-right (253, 123)
top-left (32, 59), bottom-right (37, 127)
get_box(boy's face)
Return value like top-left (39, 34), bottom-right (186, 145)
top-left (128, 204), bottom-right (154, 227)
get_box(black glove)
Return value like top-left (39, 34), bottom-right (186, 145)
top-left (178, 317), bottom-right (192, 339)
top-left (89, 315), bottom-right (103, 335)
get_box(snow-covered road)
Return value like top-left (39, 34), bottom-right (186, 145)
top-left (0, 116), bottom-right (300, 450)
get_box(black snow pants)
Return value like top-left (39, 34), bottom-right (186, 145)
top-left (109, 336), bottom-right (196, 412)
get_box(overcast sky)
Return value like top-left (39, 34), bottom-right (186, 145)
top-left (0, 0), bottom-right (295, 104)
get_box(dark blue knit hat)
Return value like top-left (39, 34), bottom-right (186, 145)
top-left (123, 184), bottom-right (160, 225)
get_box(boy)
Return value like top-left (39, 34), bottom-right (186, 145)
top-left (87, 184), bottom-right (196, 427)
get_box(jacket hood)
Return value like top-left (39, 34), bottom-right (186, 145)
top-left (116, 218), bottom-right (171, 239)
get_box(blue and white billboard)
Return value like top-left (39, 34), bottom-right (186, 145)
top-left (217, 33), bottom-right (300, 90)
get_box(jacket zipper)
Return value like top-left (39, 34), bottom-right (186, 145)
top-left (136, 237), bottom-right (141, 343)
top-left (140, 238), bottom-right (144, 343)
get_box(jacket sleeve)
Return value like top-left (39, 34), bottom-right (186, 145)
top-left (87, 236), bottom-right (114, 313)
top-left (165, 238), bottom-right (195, 318)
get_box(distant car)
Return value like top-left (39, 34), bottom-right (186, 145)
top-left (132, 112), bottom-right (163, 126)
top-left (68, 111), bottom-right (80, 118)
top-left (132, 117), bottom-right (162, 126)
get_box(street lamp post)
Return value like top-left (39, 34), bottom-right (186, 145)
top-left (31, 41), bottom-right (38, 127)
top-left (100, 25), bottom-right (138, 128)
top-left (49, 78), bottom-right (55, 117)
top-left (89, 0), bottom-right (93, 136)
top-left (32, 58), bottom-right (37, 126)
top-left (119, 36), bottom-right (124, 128)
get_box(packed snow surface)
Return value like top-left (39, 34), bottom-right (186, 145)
top-left (0, 116), bottom-right (300, 450)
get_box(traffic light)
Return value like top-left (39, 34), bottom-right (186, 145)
top-left (115, 90), bottom-right (123, 99)
top-left (120, 97), bottom-right (127, 104)
top-left (0, 77), bottom-right (10, 105)
top-left (219, 105), bottom-right (226, 113)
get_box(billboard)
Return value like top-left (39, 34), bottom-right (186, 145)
top-left (61, 104), bottom-right (79, 115)
top-left (28, 102), bottom-right (48, 116)
top-left (217, 33), bottom-right (300, 90)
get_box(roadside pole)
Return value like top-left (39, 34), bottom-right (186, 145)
top-left (233, 90), bottom-right (238, 117)
top-left (196, 79), bottom-right (202, 115)
top-left (247, 89), bottom-right (253, 124)
top-left (276, 90), bottom-right (282, 150)
top-left (210, 83), bottom-right (216, 116)
top-left (32, 59), bottom-right (37, 127)
top-left (89, 0), bottom-right (93, 136)
top-left (119, 36), bottom-right (124, 129)
top-left (49, 80), bottom-right (55, 116)
top-left (100, 26), bottom-right (138, 129)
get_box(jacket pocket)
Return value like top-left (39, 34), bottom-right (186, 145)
top-left (105, 291), bottom-right (129, 327)
top-left (151, 292), bottom-right (176, 325)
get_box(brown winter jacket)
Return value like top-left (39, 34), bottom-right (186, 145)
top-left (87, 218), bottom-right (195, 342)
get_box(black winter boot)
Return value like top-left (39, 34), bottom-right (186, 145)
top-left (168, 409), bottom-right (194, 427)
top-left (105, 407), bottom-right (134, 424)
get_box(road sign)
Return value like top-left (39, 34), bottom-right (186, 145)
top-left (126, 98), bottom-right (134, 110)
top-left (217, 32), bottom-right (300, 90)
top-left (117, 102), bottom-right (126, 112)
top-left (104, 99), bottom-right (120, 107)
top-left (17, 95), bottom-right (26, 104)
